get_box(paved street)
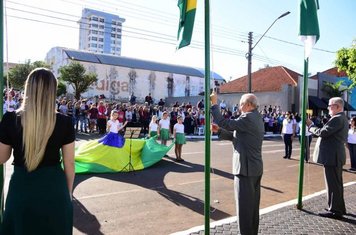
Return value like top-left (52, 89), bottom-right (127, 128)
top-left (70, 134), bottom-right (355, 234)
top-left (3, 134), bottom-right (355, 234)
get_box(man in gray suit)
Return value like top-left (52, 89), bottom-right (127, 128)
top-left (210, 92), bottom-right (264, 235)
top-left (308, 97), bottom-right (348, 219)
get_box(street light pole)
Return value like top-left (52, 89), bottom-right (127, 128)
top-left (246, 11), bottom-right (290, 93)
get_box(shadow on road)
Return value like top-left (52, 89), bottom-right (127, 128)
top-left (72, 155), bottom-right (234, 233)
top-left (72, 197), bottom-right (104, 235)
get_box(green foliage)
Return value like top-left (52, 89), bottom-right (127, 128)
top-left (7, 60), bottom-right (51, 89)
top-left (321, 80), bottom-right (348, 98)
top-left (57, 81), bottom-right (67, 97)
top-left (335, 40), bottom-right (356, 88)
top-left (59, 62), bottom-right (98, 100)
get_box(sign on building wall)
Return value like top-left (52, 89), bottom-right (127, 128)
top-left (76, 62), bottom-right (205, 102)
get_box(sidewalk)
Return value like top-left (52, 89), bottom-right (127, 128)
top-left (174, 181), bottom-right (356, 235)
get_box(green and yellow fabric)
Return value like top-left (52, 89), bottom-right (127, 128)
top-left (177, 0), bottom-right (197, 49)
top-left (75, 137), bottom-right (174, 174)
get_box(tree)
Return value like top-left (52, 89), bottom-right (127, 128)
top-left (57, 81), bottom-right (67, 97)
top-left (7, 60), bottom-right (50, 89)
top-left (59, 62), bottom-right (98, 100)
top-left (321, 80), bottom-right (348, 98)
top-left (335, 40), bottom-right (356, 87)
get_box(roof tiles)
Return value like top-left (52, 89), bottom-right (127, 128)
top-left (220, 66), bottom-right (301, 93)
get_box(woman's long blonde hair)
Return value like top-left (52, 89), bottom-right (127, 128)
top-left (17, 68), bottom-right (58, 171)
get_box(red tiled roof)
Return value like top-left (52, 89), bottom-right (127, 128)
top-left (220, 66), bottom-right (301, 93)
top-left (310, 67), bottom-right (347, 80)
top-left (320, 67), bottom-right (347, 77)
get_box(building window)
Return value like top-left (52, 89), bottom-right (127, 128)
top-left (99, 31), bottom-right (104, 35)
top-left (91, 43), bottom-right (97, 48)
top-left (98, 44), bottom-right (104, 48)
top-left (90, 24), bottom-right (98, 28)
top-left (111, 33), bottom-right (116, 38)
top-left (117, 28), bottom-right (122, 33)
top-left (98, 38), bottom-right (104, 42)
top-left (99, 25), bottom-right (104, 29)
top-left (91, 37), bottom-right (97, 41)
top-left (91, 16), bottom-right (98, 21)
top-left (91, 30), bottom-right (98, 34)
top-left (112, 28), bottom-right (116, 32)
top-left (117, 34), bottom-right (121, 39)
top-left (112, 21), bottom-right (117, 25)
top-left (167, 76), bottom-right (174, 97)
top-left (99, 18), bottom-right (104, 23)
top-left (111, 40), bottom-right (115, 44)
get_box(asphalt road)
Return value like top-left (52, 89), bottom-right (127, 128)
top-left (70, 134), bottom-right (355, 235)
top-left (2, 134), bottom-right (355, 234)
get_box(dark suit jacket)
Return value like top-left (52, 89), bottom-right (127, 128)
top-left (309, 112), bottom-right (348, 166)
top-left (211, 105), bottom-right (264, 176)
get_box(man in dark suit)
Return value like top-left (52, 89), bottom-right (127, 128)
top-left (308, 97), bottom-right (348, 219)
top-left (211, 92), bottom-right (264, 235)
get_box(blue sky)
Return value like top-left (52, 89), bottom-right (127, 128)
top-left (3, 0), bottom-right (356, 81)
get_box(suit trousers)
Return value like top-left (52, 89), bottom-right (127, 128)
top-left (283, 134), bottom-right (293, 158)
top-left (324, 166), bottom-right (346, 215)
top-left (234, 175), bottom-right (262, 235)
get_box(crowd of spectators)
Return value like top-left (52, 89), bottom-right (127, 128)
top-left (53, 95), bottom-right (209, 137)
top-left (2, 89), bottom-right (333, 137)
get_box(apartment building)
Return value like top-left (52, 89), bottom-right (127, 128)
top-left (78, 8), bottom-right (125, 55)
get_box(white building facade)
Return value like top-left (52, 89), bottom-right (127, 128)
top-left (45, 47), bottom-right (225, 102)
top-left (78, 8), bottom-right (125, 56)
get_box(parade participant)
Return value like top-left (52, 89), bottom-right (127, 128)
top-left (173, 115), bottom-right (186, 162)
top-left (308, 97), bottom-right (348, 219)
top-left (0, 68), bottom-right (75, 234)
top-left (211, 92), bottom-right (264, 235)
top-left (159, 111), bottom-right (170, 146)
top-left (99, 110), bottom-right (128, 148)
top-left (149, 115), bottom-right (159, 138)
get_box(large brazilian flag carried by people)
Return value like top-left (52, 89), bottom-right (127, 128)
top-left (75, 136), bottom-right (174, 174)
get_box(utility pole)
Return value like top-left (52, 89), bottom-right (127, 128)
top-left (247, 32), bottom-right (253, 93)
top-left (246, 11), bottom-right (290, 93)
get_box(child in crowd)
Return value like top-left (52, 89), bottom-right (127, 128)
top-left (98, 110), bottom-right (128, 148)
top-left (159, 111), bottom-right (170, 146)
top-left (173, 115), bottom-right (186, 161)
top-left (149, 115), bottom-right (158, 138)
top-left (88, 103), bottom-right (98, 133)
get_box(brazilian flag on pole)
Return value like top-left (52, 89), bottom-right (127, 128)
top-left (296, 0), bottom-right (320, 209)
top-left (177, 0), bottom-right (197, 49)
top-left (299, 0), bottom-right (320, 59)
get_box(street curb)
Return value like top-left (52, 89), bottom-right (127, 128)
top-left (171, 181), bottom-right (356, 235)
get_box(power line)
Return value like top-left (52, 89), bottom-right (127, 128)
top-left (6, 13), bottom-right (280, 66)
top-left (8, 0), bottom-right (335, 54)
top-left (7, 0), bottom-right (248, 42)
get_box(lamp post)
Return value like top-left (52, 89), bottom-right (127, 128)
top-left (246, 11), bottom-right (290, 93)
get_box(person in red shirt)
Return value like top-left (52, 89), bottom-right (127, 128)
top-left (97, 101), bottom-right (107, 134)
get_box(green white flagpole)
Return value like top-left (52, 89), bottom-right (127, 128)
top-left (0, 0), bottom-right (5, 222)
top-left (203, 0), bottom-right (211, 233)
top-left (176, 0), bottom-right (209, 230)
top-left (297, 0), bottom-right (320, 209)
top-left (297, 58), bottom-right (309, 209)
